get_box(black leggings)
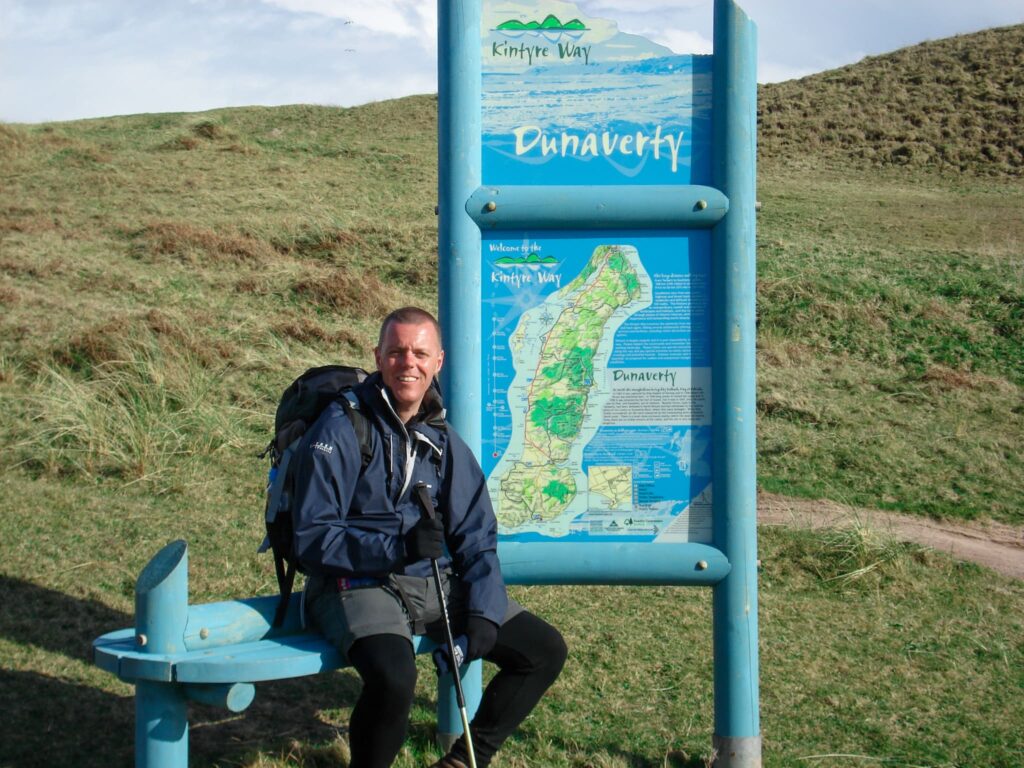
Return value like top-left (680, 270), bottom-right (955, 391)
top-left (347, 610), bottom-right (567, 768)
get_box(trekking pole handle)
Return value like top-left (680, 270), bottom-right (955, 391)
top-left (414, 482), bottom-right (437, 522)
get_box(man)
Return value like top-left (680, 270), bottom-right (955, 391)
top-left (292, 306), bottom-right (566, 768)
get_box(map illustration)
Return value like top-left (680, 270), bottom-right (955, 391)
top-left (482, 232), bottom-right (714, 543)
top-left (588, 465), bottom-right (632, 510)
top-left (491, 244), bottom-right (643, 531)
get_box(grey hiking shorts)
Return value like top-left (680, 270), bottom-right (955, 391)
top-left (305, 571), bottom-right (523, 658)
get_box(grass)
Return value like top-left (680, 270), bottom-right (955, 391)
top-left (0, 22), bottom-right (1023, 768)
top-left (1, 524), bottom-right (1021, 767)
top-left (756, 168), bottom-right (1023, 521)
top-left (2, 106), bottom-right (1020, 524)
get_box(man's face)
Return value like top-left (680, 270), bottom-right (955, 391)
top-left (374, 320), bottom-right (445, 420)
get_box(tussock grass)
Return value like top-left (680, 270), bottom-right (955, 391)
top-left (17, 343), bottom-right (255, 492)
top-left (790, 517), bottom-right (927, 588)
top-left (134, 221), bottom-right (276, 264)
top-left (294, 266), bottom-right (406, 317)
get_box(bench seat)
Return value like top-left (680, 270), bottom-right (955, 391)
top-left (95, 624), bottom-right (433, 684)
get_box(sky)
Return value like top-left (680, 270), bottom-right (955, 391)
top-left (1, 0), bottom-right (1023, 124)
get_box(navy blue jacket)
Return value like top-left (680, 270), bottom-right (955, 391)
top-left (291, 372), bottom-right (508, 626)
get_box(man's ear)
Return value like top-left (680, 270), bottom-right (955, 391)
top-left (435, 349), bottom-right (445, 375)
top-left (373, 346), bottom-right (382, 371)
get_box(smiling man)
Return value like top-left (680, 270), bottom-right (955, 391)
top-left (291, 306), bottom-right (566, 768)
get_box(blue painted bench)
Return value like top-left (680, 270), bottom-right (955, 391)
top-left (93, 540), bottom-right (477, 768)
top-left (95, 537), bottom-right (730, 767)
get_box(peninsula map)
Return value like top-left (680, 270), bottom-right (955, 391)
top-left (495, 244), bottom-right (640, 529)
top-left (482, 234), bottom-right (713, 544)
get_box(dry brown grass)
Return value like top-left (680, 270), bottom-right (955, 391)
top-left (272, 227), bottom-right (366, 259)
top-left (52, 310), bottom-right (238, 372)
top-left (0, 123), bottom-right (24, 150)
top-left (136, 221), bottom-right (275, 264)
top-left (271, 316), bottom-right (362, 349)
top-left (918, 364), bottom-right (1014, 393)
top-left (0, 207), bottom-right (63, 236)
top-left (159, 135), bottom-right (202, 150)
top-left (293, 266), bottom-right (405, 318)
top-left (53, 317), bottom-right (139, 370)
top-left (191, 120), bottom-right (231, 141)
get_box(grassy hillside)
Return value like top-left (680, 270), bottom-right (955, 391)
top-left (0, 23), bottom-right (1022, 768)
top-left (2, 94), bottom-right (1021, 521)
top-left (759, 24), bottom-right (1024, 176)
top-left (755, 167), bottom-right (1022, 521)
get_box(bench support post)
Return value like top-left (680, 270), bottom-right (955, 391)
top-left (136, 680), bottom-right (188, 768)
top-left (436, 660), bottom-right (483, 750)
top-left (134, 540), bottom-right (191, 768)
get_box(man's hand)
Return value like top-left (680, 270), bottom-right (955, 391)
top-left (406, 516), bottom-right (444, 562)
top-left (432, 634), bottom-right (468, 676)
top-left (432, 618), bottom-right (498, 675)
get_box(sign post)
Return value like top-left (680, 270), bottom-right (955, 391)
top-left (438, 2), bottom-right (760, 764)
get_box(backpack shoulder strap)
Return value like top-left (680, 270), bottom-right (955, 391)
top-left (340, 390), bottom-right (373, 469)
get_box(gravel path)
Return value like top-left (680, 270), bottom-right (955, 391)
top-left (758, 492), bottom-right (1024, 580)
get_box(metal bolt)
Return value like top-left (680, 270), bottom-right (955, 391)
top-left (485, 201), bottom-right (497, 212)
top-left (200, 628), bottom-right (210, 640)
top-left (697, 560), bottom-right (709, 571)
top-left (696, 199), bottom-right (708, 211)
top-left (136, 633), bottom-right (148, 647)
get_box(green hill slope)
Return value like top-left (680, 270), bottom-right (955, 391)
top-left (1, 30), bottom-right (1021, 524)
top-left (759, 24), bottom-right (1024, 176)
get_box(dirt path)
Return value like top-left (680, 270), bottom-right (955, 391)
top-left (758, 492), bottom-right (1024, 580)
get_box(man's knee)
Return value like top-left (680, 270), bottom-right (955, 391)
top-left (534, 618), bottom-right (568, 680)
top-left (349, 634), bottom-right (418, 702)
top-left (496, 611), bottom-right (567, 679)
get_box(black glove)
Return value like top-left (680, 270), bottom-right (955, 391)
top-left (405, 517), bottom-right (444, 562)
top-left (465, 615), bottom-right (499, 661)
top-left (432, 635), bottom-right (468, 676)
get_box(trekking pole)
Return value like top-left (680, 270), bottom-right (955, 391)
top-left (413, 482), bottom-right (478, 768)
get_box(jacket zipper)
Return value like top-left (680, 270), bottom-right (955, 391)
top-left (378, 388), bottom-right (417, 500)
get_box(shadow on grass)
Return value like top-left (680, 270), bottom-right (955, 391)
top-left (0, 668), bottom-right (134, 768)
top-left (0, 667), bottom-right (383, 768)
top-left (0, 575), bottom-right (132, 660)
top-left (0, 576), bottom-right (445, 767)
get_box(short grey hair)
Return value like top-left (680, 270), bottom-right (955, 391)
top-left (377, 306), bottom-right (442, 348)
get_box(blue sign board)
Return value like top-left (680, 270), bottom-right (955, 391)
top-left (438, 2), bottom-right (760, 760)
top-left (480, 1), bottom-right (715, 544)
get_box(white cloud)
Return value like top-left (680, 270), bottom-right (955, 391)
top-left (575, 1), bottom-right (712, 55)
top-left (2, 0), bottom-right (1023, 123)
top-left (757, 61), bottom-right (817, 85)
top-left (637, 28), bottom-right (712, 55)
top-left (580, 0), bottom-right (704, 13)
top-left (260, 0), bottom-right (436, 40)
